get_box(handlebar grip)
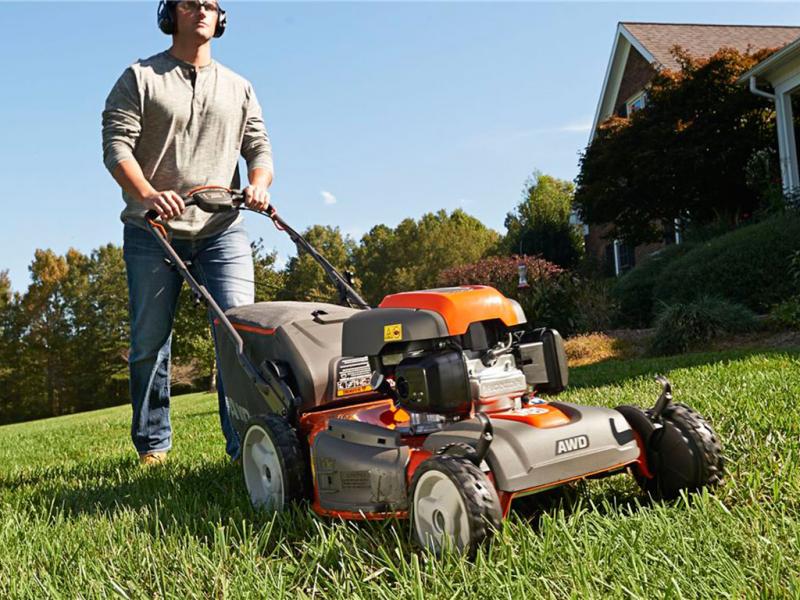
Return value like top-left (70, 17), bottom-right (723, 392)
top-left (145, 209), bottom-right (159, 221)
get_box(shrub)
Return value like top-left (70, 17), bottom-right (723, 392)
top-left (612, 243), bottom-right (696, 328)
top-left (571, 278), bottom-right (617, 333)
top-left (438, 255), bottom-right (580, 335)
top-left (649, 296), bottom-right (758, 356)
top-left (767, 298), bottom-right (800, 331)
top-left (653, 213), bottom-right (800, 313)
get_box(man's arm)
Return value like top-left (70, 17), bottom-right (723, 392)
top-left (244, 167), bottom-right (273, 212)
top-left (241, 84), bottom-right (274, 212)
top-left (102, 67), bottom-right (184, 220)
top-left (112, 160), bottom-right (185, 220)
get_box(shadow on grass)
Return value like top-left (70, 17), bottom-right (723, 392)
top-left (509, 475), bottom-right (651, 527)
top-left (17, 458), bottom-right (327, 545)
top-left (568, 346), bottom-right (800, 389)
top-left (16, 457), bottom-right (666, 552)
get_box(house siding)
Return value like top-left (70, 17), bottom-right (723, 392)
top-left (614, 49), bottom-right (656, 117)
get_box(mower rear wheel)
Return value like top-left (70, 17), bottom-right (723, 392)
top-left (410, 456), bottom-right (501, 557)
top-left (242, 414), bottom-right (308, 511)
top-left (638, 403), bottom-right (724, 500)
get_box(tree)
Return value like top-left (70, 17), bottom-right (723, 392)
top-left (353, 209), bottom-right (500, 305)
top-left (69, 245), bottom-right (129, 410)
top-left (279, 225), bottom-right (355, 304)
top-left (503, 172), bottom-right (584, 268)
top-left (0, 270), bottom-right (10, 312)
top-left (575, 47), bottom-right (780, 245)
top-left (251, 238), bottom-right (286, 303)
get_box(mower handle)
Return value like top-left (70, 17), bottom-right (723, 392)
top-left (144, 187), bottom-right (252, 222)
top-left (144, 187), bottom-right (370, 310)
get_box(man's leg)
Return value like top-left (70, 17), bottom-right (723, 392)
top-left (191, 222), bottom-right (255, 459)
top-left (123, 224), bottom-right (184, 457)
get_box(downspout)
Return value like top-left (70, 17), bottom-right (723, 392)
top-left (748, 76), bottom-right (795, 192)
top-left (749, 76), bottom-right (775, 101)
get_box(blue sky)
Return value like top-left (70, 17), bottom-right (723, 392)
top-left (2, 1), bottom-right (799, 291)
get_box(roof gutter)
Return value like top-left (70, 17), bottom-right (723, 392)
top-left (748, 75), bottom-right (775, 101)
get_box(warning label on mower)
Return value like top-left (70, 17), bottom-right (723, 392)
top-left (336, 356), bottom-right (373, 397)
top-left (384, 323), bottom-right (403, 342)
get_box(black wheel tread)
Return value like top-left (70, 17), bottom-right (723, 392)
top-left (244, 414), bottom-right (310, 506)
top-left (410, 455), bottom-right (501, 557)
top-left (642, 403), bottom-right (724, 499)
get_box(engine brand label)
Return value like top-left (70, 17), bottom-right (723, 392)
top-left (555, 434), bottom-right (589, 455)
top-left (336, 356), bottom-right (373, 397)
top-left (384, 324), bottom-right (403, 342)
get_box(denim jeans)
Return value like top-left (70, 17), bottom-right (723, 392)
top-left (123, 222), bottom-right (254, 459)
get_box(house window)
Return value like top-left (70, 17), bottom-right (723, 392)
top-left (606, 239), bottom-right (636, 276)
top-left (616, 240), bottom-right (636, 274)
top-left (663, 218), bottom-right (683, 245)
top-left (626, 91), bottom-right (646, 116)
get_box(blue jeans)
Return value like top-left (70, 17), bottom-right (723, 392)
top-left (123, 222), bottom-right (254, 459)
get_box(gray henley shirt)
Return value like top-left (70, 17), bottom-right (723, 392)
top-left (102, 51), bottom-right (273, 238)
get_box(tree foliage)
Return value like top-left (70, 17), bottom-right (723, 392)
top-left (575, 47), bottom-right (780, 245)
top-left (354, 209), bottom-right (499, 305)
top-left (279, 225), bottom-right (355, 304)
top-left (503, 172), bottom-right (584, 268)
top-left (0, 247), bottom-right (129, 423)
top-left (0, 270), bottom-right (10, 312)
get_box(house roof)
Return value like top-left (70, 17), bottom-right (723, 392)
top-left (590, 22), bottom-right (800, 140)
top-left (622, 23), bottom-right (800, 70)
top-left (738, 34), bottom-right (800, 83)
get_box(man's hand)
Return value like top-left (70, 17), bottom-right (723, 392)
top-left (140, 190), bottom-right (186, 220)
top-left (243, 184), bottom-right (270, 212)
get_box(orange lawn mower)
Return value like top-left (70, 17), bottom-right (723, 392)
top-left (146, 188), bottom-right (725, 556)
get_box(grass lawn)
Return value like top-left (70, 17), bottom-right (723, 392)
top-left (1, 348), bottom-right (799, 598)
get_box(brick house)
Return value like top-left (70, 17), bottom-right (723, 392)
top-left (585, 22), bottom-right (800, 276)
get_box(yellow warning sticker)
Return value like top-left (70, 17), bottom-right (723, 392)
top-left (384, 323), bottom-right (403, 342)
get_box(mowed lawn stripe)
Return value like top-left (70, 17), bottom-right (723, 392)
top-left (1, 348), bottom-right (798, 598)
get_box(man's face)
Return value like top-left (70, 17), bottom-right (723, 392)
top-left (173, 0), bottom-right (219, 41)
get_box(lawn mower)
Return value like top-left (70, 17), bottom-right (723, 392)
top-left (145, 188), bottom-right (725, 556)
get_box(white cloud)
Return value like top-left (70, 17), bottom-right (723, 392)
top-left (321, 190), bottom-right (337, 205)
top-left (557, 119), bottom-right (593, 133)
top-left (513, 118), bottom-right (593, 137)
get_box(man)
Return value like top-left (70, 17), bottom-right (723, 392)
top-left (102, 0), bottom-right (273, 464)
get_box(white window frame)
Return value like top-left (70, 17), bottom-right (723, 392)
top-left (625, 90), bottom-right (647, 116)
top-left (774, 74), bottom-right (800, 192)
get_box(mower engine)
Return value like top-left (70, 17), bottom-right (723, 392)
top-left (342, 286), bottom-right (568, 430)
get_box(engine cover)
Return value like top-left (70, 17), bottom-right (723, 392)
top-left (379, 286), bottom-right (526, 335)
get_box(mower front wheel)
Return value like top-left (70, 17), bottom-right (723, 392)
top-left (410, 456), bottom-right (501, 557)
top-left (242, 414), bottom-right (308, 511)
top-left (634, 403), bottom-right (724, 500)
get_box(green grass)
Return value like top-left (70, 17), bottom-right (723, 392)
top-left (2, 348), bottom-right (800, 599)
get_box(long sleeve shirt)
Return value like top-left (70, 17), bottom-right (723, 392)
top-left (102, 50), bottom-right (273, 238)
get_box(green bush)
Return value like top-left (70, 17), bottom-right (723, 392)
top-left (653, 213), bottom-right (800, 313)
top-left (611, 243), bottom-right (696, 328)
top-left (649, 296), bottom-right (758, 356)
top-left (767, 298), bottom-right (800, 331)
top-left (569, 278), bottom-right (617, 333)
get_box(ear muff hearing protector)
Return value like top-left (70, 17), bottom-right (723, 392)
top-left (157, 0), bottom-right (227, 38)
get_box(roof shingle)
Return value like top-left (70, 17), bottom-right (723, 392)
top-left (622, 22), bottom-right (800, 68)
